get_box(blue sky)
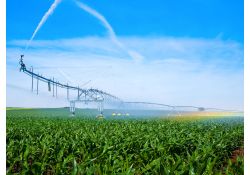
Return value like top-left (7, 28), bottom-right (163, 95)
top-left (6, 0), bottom-right (244, 110)
top-left (7, 0), bottom-right (243, 42)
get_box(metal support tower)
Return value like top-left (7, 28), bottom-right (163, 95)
top-left (31, 66), bottom-right (33, 92)
top-left (70, 101), bottom-right (76, 116)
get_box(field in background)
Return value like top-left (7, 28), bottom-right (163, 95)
top-left (6, 107), bottom-right (243, 119)
top-left (6, 108), bottom-right (244, 174)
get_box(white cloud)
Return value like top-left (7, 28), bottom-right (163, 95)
top-left (6, 36), bottom-right (243, 110)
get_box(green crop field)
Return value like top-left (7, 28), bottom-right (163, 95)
top-left (6, 108), bottom-right (244, 174)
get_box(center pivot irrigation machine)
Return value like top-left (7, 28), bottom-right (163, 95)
top-left (19, 55), bottom-right (122, 117)
top-left (19, 55), bottom-right (241, 117)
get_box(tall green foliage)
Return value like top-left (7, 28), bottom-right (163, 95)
top-left (7, 109), bottom-right (243, 174)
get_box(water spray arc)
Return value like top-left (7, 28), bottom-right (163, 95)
top-left (25, 0), bottom-right (62, 51)
top-left (75, 0), bottom-right (144, 62)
